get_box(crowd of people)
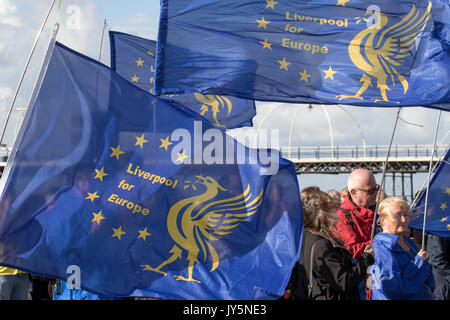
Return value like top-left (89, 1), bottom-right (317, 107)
top-left (285, 168), bottom-right (449, 300)
top-left (0, 168), bottom-right (449, 300)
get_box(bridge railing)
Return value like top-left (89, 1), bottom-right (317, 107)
top-left (281, 144), bottom-right (449, 160)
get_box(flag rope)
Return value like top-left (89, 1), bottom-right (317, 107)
top-left (55, 0), bottom-right (62, 24)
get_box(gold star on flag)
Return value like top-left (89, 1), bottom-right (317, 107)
top-left (278, 57), bottom-right (290, 71)
top-left (85, 191), bottom-right (100, 202)
top-left (137, 227), bottom-right (152, 241)
top-left (446, 187), bottom-right (450, 195)
top-left (110, 145), bottom-right (125, 160)
top-left (337, 0), bottom-right (350, 6)
top-left (112, 226), bottom-right (126, 240)
top-left (441, 217), bottom-right (448, 222)
top-left (151, 65), bottom-right (155, 73)
top-left (441, 202), bottom-right (447, 210)
top-left (256, 16), bottom-right (270, 29)
top-left (259, 39), bottom-right (272, 50)
top-left (91, 210), bottom-right (105, 225)
top-left (447, 224), bottom-right (450, 231)
top-left (299, 69), bottom-right (311, 83)
top-left (323, 66), bottom-right (337, 80)
top-left (159, 136), bottom-right (173, 151)
top-left (94, 167), bottom-right (108, 182)
top-left (266, 0), bottom-right (278, 10)
top-left (146, 50), bottom-right (154, 56)
top-left (135, 134), bottom-right (148, 149)
top-left (150, 76), bottom-right (154, 84)
top-left (131, 74), bottom-right (140, 83)
top-left (176, 150), bottom-right (188, 163)
top-left (136, 58), bottom-right (144, 67)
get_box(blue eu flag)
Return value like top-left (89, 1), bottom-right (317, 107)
top-left (110, 31), bottom-right (257, 129)
top-left (155, 0), bottom-right (450, 109)
top-left (410, 148), bottom-right (450, 238)
top-left (0, 41), bottom-right (302, 299)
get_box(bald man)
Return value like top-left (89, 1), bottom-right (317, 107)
top-left (334, 169), bottom-right (380, 260)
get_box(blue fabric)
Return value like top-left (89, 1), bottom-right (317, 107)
top-left (371, 233), bottom-right (435, 300)
top-left (109, 31), bottom-right (256, 129)
top-left (410, 148), bottom-right (450, 238)
top-left (0, 42), bottom-right (302, 299)
top-left (155, 0), bottom-right (450, 109)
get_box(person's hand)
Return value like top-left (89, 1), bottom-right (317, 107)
top-left (417, 249), bottom-right (429, 261)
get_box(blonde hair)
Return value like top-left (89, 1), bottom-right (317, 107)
top-left (378, 197), bottom-right (411, 222)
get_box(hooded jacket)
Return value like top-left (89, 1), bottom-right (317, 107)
top-left (371, 233), bottom-right (435, 300)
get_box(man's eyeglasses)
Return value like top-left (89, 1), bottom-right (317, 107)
top-left (355, 184), bottom-right (380, 195)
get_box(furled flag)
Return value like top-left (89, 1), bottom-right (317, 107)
top-left (110, 31), bottom-right (256, 129)
top-left (0, 40), bottom-right (302, 299)
top-left (155, 0), bottom-right (450, 109)
top-left (410, 148), bottom-right (450, 238)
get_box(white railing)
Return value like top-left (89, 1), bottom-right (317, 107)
top-left (281, 144), bottom-right (448, 160)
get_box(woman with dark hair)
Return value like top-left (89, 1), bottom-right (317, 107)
top-left (302, 187), bottom-right (374, 300)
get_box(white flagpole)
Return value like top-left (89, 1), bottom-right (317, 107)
top-left (421, 110), bottom-right (442, 249)
top-left (98, 19), bottom-right (108, 62)
top-left (369, 107), bottom-right (402, 245)
top-left (0, 0), bottom-right (58, 145)
top-left (0, 23), bottom-right (60, 196)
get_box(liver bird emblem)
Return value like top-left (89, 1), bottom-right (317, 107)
top-left (141, 175), bottom-right (264, 283)
top-left (194, 93), bottom-right (233, 128)
top-left (337, 3), bottom-right (432, 103)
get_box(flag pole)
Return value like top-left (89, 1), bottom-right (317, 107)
top-left (94, 18), bottom-right (108, 112)
top-left (0, 0), bottom-right (57, 146)
top-left (369, 107), bottom-right (402, 245)
top-left (98, 19), bottom-right (108, 62)
top-left (421, 110), bottom-right (442, 249)
top-left (0, 23), bottom-right (60, 196)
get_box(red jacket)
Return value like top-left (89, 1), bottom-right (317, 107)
top-left (334, 195), bottom-right (375, 260)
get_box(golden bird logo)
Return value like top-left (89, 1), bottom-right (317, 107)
top-left (337, 3), bottom-right (432, 103)
top-left (141, 175), bottom-right (264, 283)
top-left (194, 93), bottom-right (233, 128)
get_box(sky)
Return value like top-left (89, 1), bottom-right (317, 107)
top-left (0, 0), bottom-right (449, 198)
